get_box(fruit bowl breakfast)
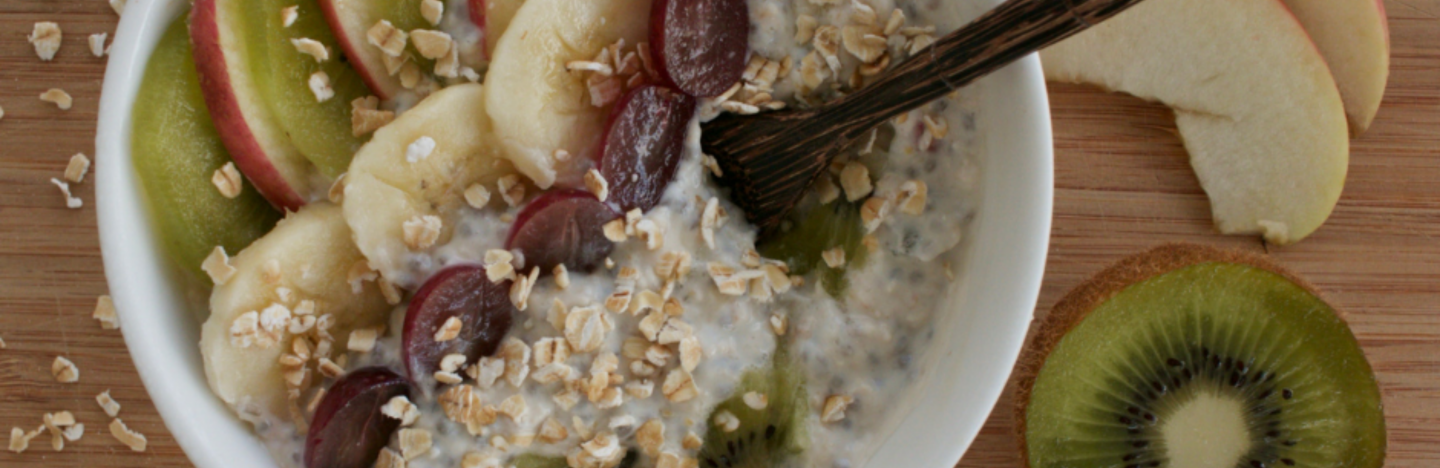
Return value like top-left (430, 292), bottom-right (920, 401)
top-left (94, 0), bottom-right (1053, 467)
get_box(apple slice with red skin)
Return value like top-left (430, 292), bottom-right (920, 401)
top-left (648, 0), bottom-right (750, 98)
top-left (468, 0), bottom-right (526, 59)
top-left (597, 85), bottom-right (696, 212)
top-left (468, 0), bottom-right (484, 31)
top-left (191, 0), bottom-right (318, 211)
top-left (318, 0), bottom-right (431, 101)
top-left (322, 0), bottom-right (525, 98)
top-left (305, 367), bottom-right (411, 468)
top-left (506, 189), bottom-right (620, 274)
top-left (402, 265), bottom-right (515, 384)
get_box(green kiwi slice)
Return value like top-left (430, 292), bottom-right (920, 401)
top-left (757, 126), bottom-right (892, 299)
top-left (133, 13), bottom-right (280, 287)
top-left (696, 351), bottom-right (808, 468)
top-left (1016, 244), bottom-right (1385, 468)
top-left (758, 199), bottom-right (868, 298)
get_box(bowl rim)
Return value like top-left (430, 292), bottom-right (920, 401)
top-left (95, 0), bottom-right (1052, 466)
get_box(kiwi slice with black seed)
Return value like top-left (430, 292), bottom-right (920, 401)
top-left (1016, 244), bottom-right (1385, 468)
top-left (758, 199), bottom-right (868, 298)
top-left (757, 126), bottom-right (892, 298)
top-left (697, 351), bottom-right (808, 468)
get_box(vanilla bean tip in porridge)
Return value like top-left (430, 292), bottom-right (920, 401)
top-left (133, 0), bottom-right (988, 466)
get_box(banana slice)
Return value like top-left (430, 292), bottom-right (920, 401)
top-left (200, 203), bottom-right (390, 424)
top-left (484, 0), bottom-right (653, 188)
top-left (343, 83), bottom-right (515, 286)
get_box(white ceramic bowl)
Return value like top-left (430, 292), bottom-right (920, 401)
top-left (96, 0), bottom-right (1052, 466)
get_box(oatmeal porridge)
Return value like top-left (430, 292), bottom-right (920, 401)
top-left (134, 0), bottom-right (992, 466)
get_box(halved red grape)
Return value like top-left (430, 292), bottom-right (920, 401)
top-left (305, 367), bottom-right (410, 468)
top-left (402, 265), bottom-right (515, 383)
top-left (506, 189), bottom-right (620, 273)
top-left (648, 0), bottom-right (750, 97)
top-left (597, 85), bottom-right (697, 212)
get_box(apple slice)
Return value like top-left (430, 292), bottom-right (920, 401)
top-left (484, 0), bottom-right (653, 188)
top-left (192, 0), bottom-right (320, 210)
top-left (319, 0), bottom-right (433, 101)
top-left (133, 13), bottom-right (281, 285)
top-left (469, 0), bottom-right (526, 59)
top-left (1280, 0), bottom-right (1389, 134)
top-left (200, 203), bottom-right (391, 423)
top-left (1040, 0), bottom-right (1349, 245)
top-left (343, 83), bottom-right (516, 287)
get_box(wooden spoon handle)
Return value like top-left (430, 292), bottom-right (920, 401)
top-left (824, 0), bottom-right (1145, 139)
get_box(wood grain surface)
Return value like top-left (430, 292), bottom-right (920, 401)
top-left (0, 0), bottom-right (1435, 467)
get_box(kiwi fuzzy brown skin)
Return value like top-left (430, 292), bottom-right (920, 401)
top-left (1012, 242), bottom-right (1372, 468)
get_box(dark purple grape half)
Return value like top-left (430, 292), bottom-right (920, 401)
top-left (505, 189), bottom-right (620, 273)
top-left (305, 367), bottom-right (410, 468)
top-left (401, 265), bottom-right (515, 383)
top-left (648, 0), bottom-right (750, 97)
top-left (597, 85), bottom-right (697, 212)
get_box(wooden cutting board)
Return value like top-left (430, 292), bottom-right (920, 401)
top-left (0, 0), bottom-right (1435, 466)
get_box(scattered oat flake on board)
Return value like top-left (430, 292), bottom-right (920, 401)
top-left (40, 88), bottom-right (73, 110)
top-left (93, 295), bottom-right (119, 329)
top-left (10, 426), bottom-right (41, 453)
top-left (49, 178), bottom-right (82, 208)
top-left (62, 423), bottom-right (84, 442)
top-left (65, 153), bottom-right (91, 183)
top-left (89, 33), bottom-right (109, 57)
top-left (109, 418), bottom-right (147, 451)
top-left (29, 22), bottom-right (61, 61)
top-left (52, 356), bottom-right (79, 383)
top-left (109, 0), bottom-right (127, 15)
top-left (97, 390), bottom-right (122, 417)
